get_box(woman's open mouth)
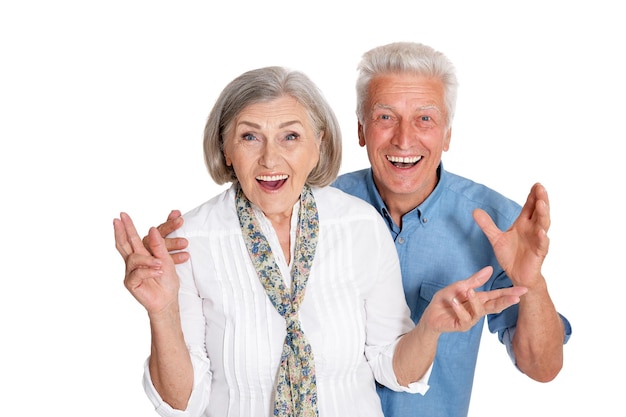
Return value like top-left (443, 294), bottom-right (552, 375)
top-left (256, 174), bottom-right (288, 190)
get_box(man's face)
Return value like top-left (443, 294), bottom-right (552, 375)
top-left (359, 73), bottom-right (451, 210)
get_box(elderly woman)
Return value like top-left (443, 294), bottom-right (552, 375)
top-left (113, 66), bottom-right (526, 417)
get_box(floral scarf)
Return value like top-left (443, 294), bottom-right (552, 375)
top-left (236, 184), bottom-right (319, 417)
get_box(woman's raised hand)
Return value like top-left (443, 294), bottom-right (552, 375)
top-left (113, 212), bottom-right (180, 316)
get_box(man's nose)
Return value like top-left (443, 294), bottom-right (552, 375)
top-left (391, 119), bottom-right (417, 149)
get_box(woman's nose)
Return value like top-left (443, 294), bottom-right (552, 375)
top-left (259, 141), bottom-right (279, 168)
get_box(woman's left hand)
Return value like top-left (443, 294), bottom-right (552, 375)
top-left (422, 266), bottom-right (528, 334)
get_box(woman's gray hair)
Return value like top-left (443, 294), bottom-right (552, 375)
top-left (355, 42), bottom-right (459, 127)
top-left (204, 66), bottom-right (342, 187)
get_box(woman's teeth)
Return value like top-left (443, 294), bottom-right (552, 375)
top-left (256, 174), bottom-right (289, 181)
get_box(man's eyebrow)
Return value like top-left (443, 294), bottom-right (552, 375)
top-left (417, 105), bottom-right (442, 113)
top-left (371, 104), bottom-right (442, 113)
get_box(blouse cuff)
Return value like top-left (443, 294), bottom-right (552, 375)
top-left (401, 363), bottom-right (432, 394)
top-left (367, 338), bottom-right (431, 395)
top-left (142, 347), bottom-right (212, 417)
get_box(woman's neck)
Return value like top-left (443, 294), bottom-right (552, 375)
top-left (267, 214), bottom-right (292, 265)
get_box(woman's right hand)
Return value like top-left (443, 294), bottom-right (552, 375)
top-left (113, 212), bottom-right (180, 316)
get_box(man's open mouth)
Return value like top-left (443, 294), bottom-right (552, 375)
top-left (387, 155), bottom-right (422, 168)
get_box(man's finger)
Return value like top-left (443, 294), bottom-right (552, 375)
top-left (164, 237), bottom-right (188, 252)
top-left (167, 209), bottom-right (182, 221)
top-left (143, 211), bottom-right (184, 250)
top-left (157, 214), bottom-right (184, 238)
top-left (472, 209), bottom-right (500, 244)
top-left (171, 251), bottom-right (190, 265)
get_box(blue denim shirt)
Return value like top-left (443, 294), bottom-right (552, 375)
top-left (332, 164), bottom-right (572, 417)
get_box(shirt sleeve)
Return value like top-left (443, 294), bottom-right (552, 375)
top-left (365, 338), bottom-right (432, 394)
top-left (141, 237), bottom-right (214, 417)
top-left (361, 212), bottom-right (431, 395)
top-left (500, 312), bottom-right (573, 369)
top-left (142, 348), bottom-right (212, 417)
top-left (488, 271), bottom-right (573, 366)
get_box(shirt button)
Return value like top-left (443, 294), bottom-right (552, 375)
top-left (422, 217), bottom-right (428, 223)
top-left (397, 237), bottom-right (406, 244)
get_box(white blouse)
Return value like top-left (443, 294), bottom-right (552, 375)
top-left (142, 185), bottom-right (430, 417)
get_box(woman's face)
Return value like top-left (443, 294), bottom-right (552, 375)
top-left (223, 95), bottom-right (321, 221)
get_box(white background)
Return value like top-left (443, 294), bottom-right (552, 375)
top-left (1, 1), bottom-right (623, 415)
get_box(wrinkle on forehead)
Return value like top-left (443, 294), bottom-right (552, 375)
top-left (371, 102), bottom-right (444, 116)
top-left (368, 74), bottom-right (446, 113)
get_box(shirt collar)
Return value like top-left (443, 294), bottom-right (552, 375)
top-left (364, 162), bottom-right (448, 227)
top-left (417, 162), bottom-right (447, 223)
top-left (364, 169), bottom-right (388, 217)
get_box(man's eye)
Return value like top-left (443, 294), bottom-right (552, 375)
top-left (420, 115), bottom-right (431, 122)
top-left (380, 114), bottom-right (392, 120)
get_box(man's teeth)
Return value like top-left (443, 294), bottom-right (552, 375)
top-left (387, 156), bottom-right (422, 164)
top-left (256, 174), bottom-right (289, 181)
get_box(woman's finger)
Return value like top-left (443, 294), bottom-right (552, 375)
top-left (119, 212), bottom-right (150, 256)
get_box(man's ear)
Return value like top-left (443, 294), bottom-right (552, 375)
top-left (443, 127), bottom-right (452, 152)
top-left (358, 122), bottom-right (366, 147)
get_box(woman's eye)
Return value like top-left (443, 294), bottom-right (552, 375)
top-left (285, 133), bottom-right (299, 141)
top-left (242, 133), bottom-right (256, 141)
